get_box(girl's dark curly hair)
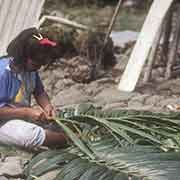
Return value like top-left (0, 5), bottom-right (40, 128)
top-left (7, 27), bottom-right (58, 67)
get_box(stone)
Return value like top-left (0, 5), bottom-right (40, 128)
top-left (96, 77), bottom-right (115, 84)
top-left (127, 105), bottom-right (155, 111)
top-left (63, 79), bottom-right (76, 87)
top-left (156, 79), bottom-right (177, 91)
top-left (145, 95), bottom-right (164, 106)
top-left (128, 100), bottom-right (144, 109)
top-left (0, 156), bottom-right (23, 177)
top-left (93, 87), bottom-right (134, 105)
top-left (102, 102), bottom-right (127, 111)
top-left (54, 80), bottom-right (66, 92)
top-left (130, 94), bottom-right (150, 103)
top-left (157, 98), bottom-right (180, 108)
top-left (52, 86), bottom-right (90, 107)
top-left (0, 176), bottom-right (8, 180)
top-left (170, 84), bottom-right (180, 94)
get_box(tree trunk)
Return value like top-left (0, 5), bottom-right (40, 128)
top-left (165, 4), bottom-right (180, 79)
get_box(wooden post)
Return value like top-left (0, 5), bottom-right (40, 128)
top-left (118, 0), bottom-right (174, 92)
top-left (93, 0), bottom-right (123, 78)
top-left (165, 4), bottom-right (180, 79)
top-left (143, 24), bottom-right (163, 83)
top-left (161, 6), bottom-right (173, 64)
top-left (103, 0), bottom-right (124, 46)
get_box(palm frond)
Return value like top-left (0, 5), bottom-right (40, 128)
top-left (25, 105), bottom-right (180, 180)
top-left (25, 136), bottom-right (180, 180)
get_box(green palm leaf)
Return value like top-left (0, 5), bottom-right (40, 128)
top-left (25, 137), bottom-right (180, 180)
top-left (55, 118), bottom-right (96, 160)
top-left (25, 106), bottom-right (180, 180)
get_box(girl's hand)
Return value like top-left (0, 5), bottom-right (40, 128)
top-left (26, 108), bottom-right (49, 122)
top-left (44, 104), bottom-right (56, 119)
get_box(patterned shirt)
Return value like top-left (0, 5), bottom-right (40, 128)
top-left (0, 57), bottom-right (44, 108)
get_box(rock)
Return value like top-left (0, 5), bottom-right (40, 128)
top-left (0, 156), bottom-right (23, 177)
top-left (151, 67), bottom-right (165, 79)
top-left (126, 105), bottom-right (155, 111)
top-left (53, 79), bottom-right (76, 95)
top-left (63, 56), bottom-right (93, 83)
top-left (156, 79), bottom-right (177, 91)
top-left (102, 102), bottom-right (127, 111)
top-left (83, 81), bottom-right (103, 96)
top-left (160, 90), bottom-right (172, 96)
top-left (52, 69), bottom-right (65, 80)
top-left (130, 94), bottom-right (150, 103)
top-left (39, 69), bottom-right (51, 80)
top-left (169, 83), bottom-right (180, 94)
top-left (63, 79), bottom-right (76, 87)
top-left (128, 100), bottom-right (144, 109)
top-left (95, 77), bottom-right (115, 84)
top-left (145, 95), bottom-right (164, 106)
top-left (157, 98), bottom-right (180, 108)
top-left (0, 176), bottom-right (8, 180)
top-left (52, 86), bottom-right (90, 107)
top-left (93, 87), bottom-right (134, 105)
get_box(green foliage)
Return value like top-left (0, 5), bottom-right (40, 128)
top-left (45, 0), bottom-right (120, 7)
top-left (25, 104), bottom-right (180, 180)
top-left (43, 0), bottom-right (152, 32)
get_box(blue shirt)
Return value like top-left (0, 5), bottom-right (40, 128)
top-left (0, 57), bottom-right (44, 108)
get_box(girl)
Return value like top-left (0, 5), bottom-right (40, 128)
top-left (0, 27), bottom-right (68, 149)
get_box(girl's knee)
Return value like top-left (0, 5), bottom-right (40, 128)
top-left (0, 120), bottom-right (45, 148)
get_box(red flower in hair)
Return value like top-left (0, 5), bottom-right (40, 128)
top-left (39, 38), bottom-right (56, 46)
top-left (33, 34), bottom-right (57, 47)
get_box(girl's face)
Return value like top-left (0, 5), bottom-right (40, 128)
top-left (25, 58), bottom-right (43, 71)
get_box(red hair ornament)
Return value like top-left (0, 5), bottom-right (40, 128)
top-left (33, 34), bottom-right (57, 46)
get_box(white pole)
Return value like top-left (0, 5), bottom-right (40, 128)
top-left (118, 0), bottom-right (174, 92)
